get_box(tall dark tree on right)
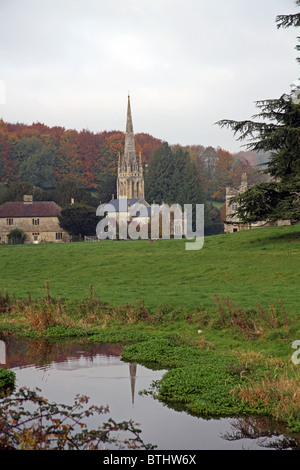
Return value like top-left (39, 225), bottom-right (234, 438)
top-left (145, 142), bottom-right (212, 229)
top-left (217, 1), bottom-right (300, 224)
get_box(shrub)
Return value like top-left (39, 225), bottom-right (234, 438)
top-left (8, 228), bottom-right (26, 244)
top-left (0, 369), bottom-right (16, 395)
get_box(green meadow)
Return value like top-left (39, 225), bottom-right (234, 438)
top-left (0, 224), bottom-right (299, 313)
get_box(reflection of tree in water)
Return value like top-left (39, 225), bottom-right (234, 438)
top-left (25, 339), bottom-right (60, 367)
top-left (0, 335), bottom-right (123, 369)
top-left (221, 417), bottom-right (299, 450)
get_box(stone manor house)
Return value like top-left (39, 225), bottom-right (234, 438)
top-left (224, 173), bottom-right (291, 233)
top-left (0, 195), bottom-right (68, 244)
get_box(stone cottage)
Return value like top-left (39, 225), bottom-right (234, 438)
top-left (0, 195), bottom-right (69, 244)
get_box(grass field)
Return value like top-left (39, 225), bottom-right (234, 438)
top-left (0, 223), bottom-right (299, 313)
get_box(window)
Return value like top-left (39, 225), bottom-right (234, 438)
top-left (6, 218), bottom-right (13, 226)
top-left (232, 203), bottom-right (238, 211)
top-left (56, 232), bottom-right (63, 240)
top-left (32, 218), bottom-right (39, 225)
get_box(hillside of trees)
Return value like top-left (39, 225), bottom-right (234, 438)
top-left (0, 119), bottom-right (268, 205)
top-left (0, 119), bottom-right (161, 192)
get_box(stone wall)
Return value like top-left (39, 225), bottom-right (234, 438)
top-left (0, 216), bottom-right (69, 243)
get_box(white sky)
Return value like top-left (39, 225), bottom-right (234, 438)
top-left (0, 0), bottom-right (299, 153)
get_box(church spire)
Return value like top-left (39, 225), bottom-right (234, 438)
top-left (123, 95), bottom-right (137, 166)
top-left (117, 95), bottom-right (145, 200)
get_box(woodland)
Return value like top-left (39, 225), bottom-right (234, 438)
top-left (0, 119), bottom-right (269, 207)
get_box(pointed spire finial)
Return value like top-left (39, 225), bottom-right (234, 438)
top-left (124, 94), bottom-right (136, 165)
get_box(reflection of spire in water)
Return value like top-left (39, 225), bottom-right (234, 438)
top-left (129, 363), bottom-right (137, 404)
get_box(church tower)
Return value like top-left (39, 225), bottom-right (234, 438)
top-left (117, 95), bottom-right (145, 200)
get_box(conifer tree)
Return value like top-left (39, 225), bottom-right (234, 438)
top-left (144, 142), bottom-right (174, 204)
top-left (217, 1), bottom-right (300, 223)
top-left (145, 142), bottom-right (211, 228)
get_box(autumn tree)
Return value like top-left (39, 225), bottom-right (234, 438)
top-left (0, 132), bottom-right (14, 184)
top-left (135, 133), bottom-right (162, 164)
top-left (211, 148), bottom-right (234, 200)
top-left (231, 153), bottom-right (270, 188)
top-left (56, 130), bottom-right (84, 185)
top-left (0, 120), bottom-right (172, 193)
top-left (78, 130), bottom-right (102, 189)
top-left (189, 145), bottom-right (218, 199)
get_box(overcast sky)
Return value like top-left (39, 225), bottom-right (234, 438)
top-left (0, 0), bottom-right (299, 153)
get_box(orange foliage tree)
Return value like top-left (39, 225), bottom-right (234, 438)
top-left (211, 147), bottom-right (234, 200)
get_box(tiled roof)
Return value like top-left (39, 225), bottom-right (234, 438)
top-left (0, 201), bottom-right (62, 218)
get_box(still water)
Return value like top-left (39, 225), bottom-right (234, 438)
top-left (0, 336), bottom-right (294, 450)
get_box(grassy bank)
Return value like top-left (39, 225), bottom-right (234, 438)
top-left (0, 280), bottom-right (299, 438)
top-left (0, 224), bottom-right (299, 441)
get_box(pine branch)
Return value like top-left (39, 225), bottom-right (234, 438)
top-left (276, 10), bottom-right (300, 29)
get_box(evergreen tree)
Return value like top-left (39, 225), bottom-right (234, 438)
top-left (145, 142), bottom-right (211, 228)
top-left (0, 182), bottom-right (36, 204)
top-left (169, 146), bottom-right (189, 203)
top-left (217, 2), bottom-right (300, 223)
top-left (178, 156), bottom-right (212, 229)
top-left (145, 142), bottom-right (174, 204)
top-left (19, 144), bottom-right (56, 189)
top-left (97, 173), bottom-right (117, 203)
top-left (58, 203), bottom-right (98, 238)
top-left (49, 179), bottom-right (97, 208)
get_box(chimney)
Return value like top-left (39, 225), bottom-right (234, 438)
top-left (23, 195), bottom-right (33, 204)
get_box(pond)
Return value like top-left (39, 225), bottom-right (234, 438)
top-left (0, 335), bottom-right (296, 450)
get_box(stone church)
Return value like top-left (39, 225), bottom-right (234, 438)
top-left (117, 95), bottom-right (146, 201)
top-left (97, 95), bottom-right (185, 239)
top-left (106, 95), bottom-right (151, 224)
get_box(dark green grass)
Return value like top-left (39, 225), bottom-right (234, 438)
top-left (0, 224), bottom-right (299, 312)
